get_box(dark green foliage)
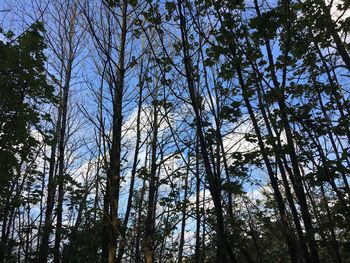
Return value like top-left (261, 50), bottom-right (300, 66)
top-left (0, 22), bottom-right (53, 195)
top-left (0, 23), bottom-right (54, 259)
top-left (62, 222), bottom-right (102, 263)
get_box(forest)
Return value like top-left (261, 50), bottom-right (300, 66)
top-left (0, 0), bottom-right (350, 262)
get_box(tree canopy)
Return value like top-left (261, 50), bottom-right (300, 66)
top-left (0, 0), bottom-right (350, 262)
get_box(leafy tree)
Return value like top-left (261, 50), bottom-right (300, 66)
top-left (0, 22), bottom-right (54, 261)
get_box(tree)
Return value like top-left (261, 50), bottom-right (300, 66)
top-left (0, 22), bottom-right (55, 261)
top-left (1, 0), bottom-right (350, 262)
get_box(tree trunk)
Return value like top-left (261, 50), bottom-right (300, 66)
top-left (144, 89), bottom-right (159, 263)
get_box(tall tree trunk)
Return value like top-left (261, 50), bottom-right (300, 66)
top-left (176, 1), bottom-right (236, 262)
top-left (144, 88), bottom-right (159, 263)
top-left (53, 52), bottom-right (73, 263)
top-left (252, 1), bottom-right (320, 259)
top-left (195, 138), bottom-right (201, 263)
top-left (135, 144), bottom-right (149, 263)
top-left (242, 91), bottom-right (299, 263)
top-left (255, 79), bottom-right (311, 262)
top-left (177, 156), bottom-right (189, 263)
top-left (104, 1), bottom-right (128, 262)
top-left (38, 97), bottom-right (61, 263)
top-left (116, 47), bottom-right (145, 263)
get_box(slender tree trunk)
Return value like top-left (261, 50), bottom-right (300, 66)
top-left (105, 2), bottom-right (128, 262)
top-left (252, 1), bottom-right (320, 259)
top-left (176, 1), bottom-right (236, 262)
top-left (53, 54), bottom-right (73, 263)
top-left (135, 179), bottom-right (146, 263)
top-left (177, 157), bottom-right (189, 263)
top-left (278, 98), bottom-right (320, 262)
top-left (116, 49), bottom-right (145, 263)
top-left (255, 79), bottom-right (310, 262)
top-left (38, 103), bottom-right (61, 263)
top-left (195, 138), bottom-right (201, 263)
top-left (242, 91), bottom-right (299, 263)
top-left (135, 144), bottom-right (149, 263)
top-left (144, 89), bottom-right (159, 263)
